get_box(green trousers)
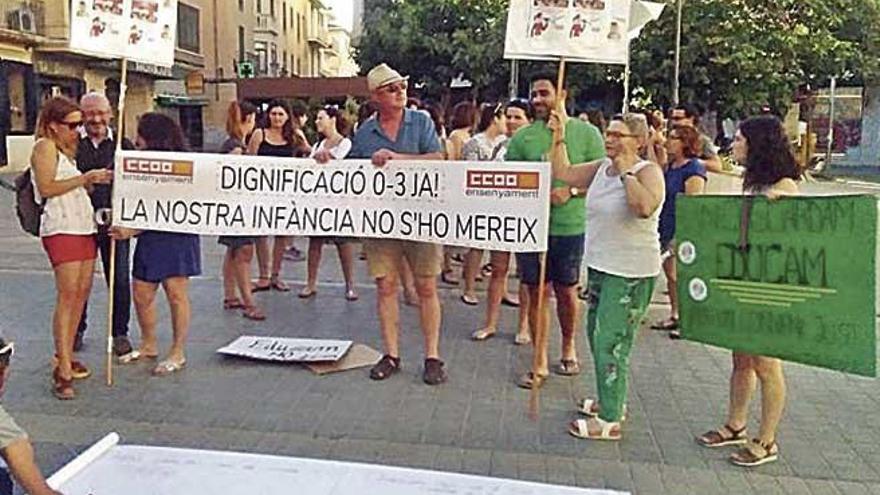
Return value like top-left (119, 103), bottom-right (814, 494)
top-left (585, 268), bottom-right (655, 422)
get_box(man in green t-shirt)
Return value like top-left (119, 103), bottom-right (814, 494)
top-left (506, 73), bottom-right (605, 388)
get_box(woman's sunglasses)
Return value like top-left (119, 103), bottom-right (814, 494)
top-left (61, 120), bottom-right (83, 130)
top-left (0, 341), bottom-right (14, 366)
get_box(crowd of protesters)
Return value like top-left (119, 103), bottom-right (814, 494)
top-left (16, 60), bottom-right (802, 482)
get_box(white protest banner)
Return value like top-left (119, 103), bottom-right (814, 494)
top-left (504, 0), bottom-right (632, 64)
top-left (53, 435), bottom-right (628, 494)
top-left (217, 336), bottom-right (353, 362)
top-left (70, 0), bottom-right (178, 67)
top-left (112, 151), bottom-right (551, 252)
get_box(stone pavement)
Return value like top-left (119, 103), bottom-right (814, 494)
top-left (0, 177), bottom-right (879, 494)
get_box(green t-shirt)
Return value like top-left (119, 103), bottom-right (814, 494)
top-left (505, 119), bottom-right (605, 236)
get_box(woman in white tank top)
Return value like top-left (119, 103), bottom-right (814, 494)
top-left (31, 97), bottom-right (112, 400)
top-left (549, 112), bottom-right (665, 442)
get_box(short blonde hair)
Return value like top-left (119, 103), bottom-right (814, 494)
top-left (612, 112), bottom-right (649, 140)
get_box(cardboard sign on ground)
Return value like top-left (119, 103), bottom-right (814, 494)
top-left (676, 195), bottom-right (878, 377)
top-left (304, 344), bottom-right (382, 375)
top-left (217, 336), bottom-right (352, 362)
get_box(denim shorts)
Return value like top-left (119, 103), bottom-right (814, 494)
top-left (516, 234), bottom-right (585, 286)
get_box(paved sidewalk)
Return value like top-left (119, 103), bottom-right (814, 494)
top-left (0, 183), bottom-right (878, 494)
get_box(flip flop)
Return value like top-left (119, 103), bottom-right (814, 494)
top-left (501, 295), bottom-right (520, 307)
top-left (345, 289), bottom-right (359, 301)
top-left (252, 278), bottom-right (271, 292)
top-left (471, 328), bottom-right (496, 341)
top-left (118, 349), bottom-right (159, 364)
top-left (552, 359), bottom-right (581, 376)
top-left (298, 287), bottom-right (317, 299)
top-left (516, 371), bottom-right (547, 390)
top-left (514, 332), bottom-right (532, 346)
top-left (651, 317), bottom-right (680, 331)
top-left (153, 359), bottom-right (186, 376)
top-left (441, 270), bottom-right (459, 286)
top-left (223, 298), bottom-right (244, 310)
top-left (242, 306), bottom-right (266, 321)
top-left (460, 294), bottom-right (479, 306)
top-left (271, 278), bottom-right (291, 292)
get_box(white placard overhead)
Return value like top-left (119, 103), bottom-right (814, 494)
top-left (112, 151), bottom-right (551, 252)
top-left (51, 435), bottom-right (628, 495)
top-left (504, 0), bottom-right (632, 64)
top-left (69, 0), bottom-right (178, 67)
top-left (217, 336), bottom-right (353, 363)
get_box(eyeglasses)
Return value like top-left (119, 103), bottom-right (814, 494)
top-left (381, 82), bottom-right (408, 94)
top-left (604, 131), bottom-right (639, 139)
top-left (0, 341), bottom-right (14, 366)
top-left (61, 120), bottom-right (83, 130)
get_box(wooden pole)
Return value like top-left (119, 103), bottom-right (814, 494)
top-left (529, 58), bottom-right (566, 420)
top-left (106, 57), bottom-right (128, 387)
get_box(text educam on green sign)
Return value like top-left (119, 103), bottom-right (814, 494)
top-left (676, 195), bottom-right (877, 377)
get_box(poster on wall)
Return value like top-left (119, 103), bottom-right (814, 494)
top-left (69, 0), bottom-right (178, 67)
top-left (504, 0), bottom-right (631, 64)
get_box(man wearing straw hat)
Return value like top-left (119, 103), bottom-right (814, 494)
top-left (508, 72), bottom-right (605, 389)
top-left (316, 63), bottom-right (446, 385)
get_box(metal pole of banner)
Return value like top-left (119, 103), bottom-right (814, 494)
top-left (673, 0), bottom-right (683, 105)
top-left (509, 59), bottom-right (517, 100)
top-left (529, 57), bottom-right (565, 420)
top-left (825, 75), bottom-right (837, 168)
top-left (622, 41), bottom-right (631, 112)
top-left (106, 57), bottom-right (128, 387)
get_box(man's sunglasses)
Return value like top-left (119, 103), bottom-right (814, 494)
top-left (382, 82), bottom-right (408, 94)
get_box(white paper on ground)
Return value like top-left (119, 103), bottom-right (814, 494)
top-left (55, 441), bottom-right (628, 495)
top-left (216, 336), bottom-right (353, 362)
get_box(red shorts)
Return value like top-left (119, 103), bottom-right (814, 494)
top-left (41, 234), bottom-right (97, 268)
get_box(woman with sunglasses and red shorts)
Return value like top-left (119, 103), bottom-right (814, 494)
top-left (31, 96), bottom-right (112, 399)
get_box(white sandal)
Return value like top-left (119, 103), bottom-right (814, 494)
top-left (576, 398), bottom-right (628, 421)
top-left (568, 418), bottom-right (621, 441)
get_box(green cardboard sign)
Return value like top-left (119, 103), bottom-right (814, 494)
top-left (676, 195), bottom-right (877, 377)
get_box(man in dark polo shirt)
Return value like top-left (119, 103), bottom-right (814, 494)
top-left (75, 92), bottom-right (134, 357)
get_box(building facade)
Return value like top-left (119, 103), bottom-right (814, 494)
top-left (1, 0), bottom-right (361, 163)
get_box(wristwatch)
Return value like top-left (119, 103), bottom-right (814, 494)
top-left (569, 186), bottom-right (580, 197)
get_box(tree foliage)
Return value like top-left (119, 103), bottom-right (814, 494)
top-left (355, 0), bottom-right (880, 117)
top-left (631, 0), bottom-right (880, 118)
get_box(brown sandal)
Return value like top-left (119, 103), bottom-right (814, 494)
top-left (697, 424), bottom-right (748, 448)
top-left (52, 367), bottom-right (75, 400)
top-left (730, 438), bottom-right (779, 467)
top-left (369, 355), bottom-right (401, 380)
top-left (223, 298), bottom-right (244, 310)
top-left (516, 371), bottom-right (547, 390)
top-left (252, 277), bottom-right (271, 292)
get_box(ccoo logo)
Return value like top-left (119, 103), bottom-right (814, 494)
top-left (466, 171), bottom-right (539, 190)
top-left (123, 158), bottom-right (194, 177)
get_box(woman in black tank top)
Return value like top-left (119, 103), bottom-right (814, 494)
top-left (246, 100), bottom-right (311, 291)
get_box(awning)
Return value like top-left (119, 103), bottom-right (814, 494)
top-left (0, 43), bottom-right (32, 64)
top-left (237, 76), bottom-right (369, 100)
top-left (154, 94), bottom-right (209, 107)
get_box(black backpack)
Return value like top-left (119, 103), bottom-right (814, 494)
top-left (14, 169), bottom-right (44, 237)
